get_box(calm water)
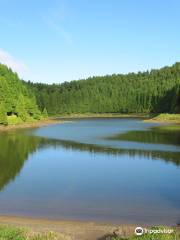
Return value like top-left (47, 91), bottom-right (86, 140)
top-left (0, 118), bottom-right (180, 225)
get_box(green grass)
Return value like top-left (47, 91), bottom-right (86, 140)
top-left (0, 225), bottom-right (179, 240)
top-left (7, 115), bottom-right (23, 125)
top-left (111, 226), bottom-right (180, 240)
top-left (0, 225), bottom-right (25, 240)
top-left (7, 115), bottom-right (39, 125)
top-left (152, 114), bottom-right (180, 122)
top-left (0, 225), bottom-right (70, 240)
top-left (56, 113), bottom-right (150, 119)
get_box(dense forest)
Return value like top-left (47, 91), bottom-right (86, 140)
top-left (0, 62), bottom-right (180, 125)
top-left (27, 62), bottom-right (180, 115)
top-left (0, 64), bottom-right (46, 125)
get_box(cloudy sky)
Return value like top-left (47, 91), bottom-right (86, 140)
top-left (0, 0), bottom-right (179, 83)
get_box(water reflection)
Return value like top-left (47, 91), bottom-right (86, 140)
top-left (47, 138), bottom-right (180, 166)
top-left (0, 132), bottom-right (46, 191)
top-left (0, 120), bottom-right (180, 225)
top-left (0, 129), bottom-right (180, 194)
top-left (106, 127), bottom-right (180, 146)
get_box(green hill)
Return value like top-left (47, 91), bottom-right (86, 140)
top-left (28, 62), bottom-right (180, 115)
top-left (1, 62), bottom-right (179, 123)
top-left (0, 63), bottom-right (42, 125)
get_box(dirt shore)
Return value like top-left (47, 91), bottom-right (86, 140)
top-left (0, 114), bottom-right (149, 132)
top-left (56, 113), bottom-right (150, 119)
top-left (0, 119), bottom-right (63, 132)
top-left (0, 216), bottom-right (136, 240)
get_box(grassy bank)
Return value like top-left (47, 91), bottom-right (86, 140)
top-left (55, 113), bottom-right (151, 119)
top-left (112, 231), bottom-right (180, 240)
top-left (0, 118), bottom-right (62, 132)
top-left (112, 226), bottom-right (180, 240)
top-left (1, 113), bottom-right (180, 132)
top-left (0, 225), bottom-right (179, 240)
top-left (0, 113), bottom-right (150, 131)
top-left (0, 225), bottom-right (71, 240)
top-left (146, 113), bottom-right (180, 123)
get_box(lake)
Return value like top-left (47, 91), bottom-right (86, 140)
top-left (0, 118), bottom-right (180, 225)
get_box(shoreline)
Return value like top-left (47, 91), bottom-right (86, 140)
top-left (54, 113), bottom-right (180, 124)
top-left (55, 113), bottom-right (151, 119)
top-left (0, 215), bottom-right (179, 240)
top-left (144, 119), bottom-right (180, 124)
top-left (0, 118), bottom-right (63, 132)
top-left (144, 113), bottom-right (180, 124)
top-left (0, 215), bottom-right (136, 240)
top-left (0, 114), bottom-right (179, 132)
top-left (0, 113), bottom-right (151, 132)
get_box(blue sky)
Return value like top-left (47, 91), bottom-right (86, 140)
top-left (0, 0), bottom-right (179, 83)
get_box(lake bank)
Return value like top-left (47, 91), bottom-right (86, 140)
top-left (0, 216), bottom-right (179, 240)
top-left (145, 113), bottom-right (180, 124)
top-left (1, 113), bottom-right (179, 132)
top-left (0, 113), bottom-right (150, 132)
top-left (56, 113), bottom-right (180, 124)
top-left (0, 216), bottom-right (135, 240)
top-left (55, 113), bottom-right (151, 119)
top-left (0, 118), bottom-right (62, 132)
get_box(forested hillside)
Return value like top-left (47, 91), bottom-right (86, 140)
top-left (28, 63), bottom-right (180, 115)
top-left (1, 62), bottom-right (179, 123)
top-left (0, 64), bottom-right (42, 125)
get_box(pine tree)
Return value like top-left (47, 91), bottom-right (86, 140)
top-left (0, 103), bottom-right (8, 125)
top-left (15, 95), bottom-right (28, 121)
top-left (28, 62), bottom-right (180, 115)
top-left (0, 63), bottom-right (42, 124)
top-left (42, 108), bottom-right (48, 118)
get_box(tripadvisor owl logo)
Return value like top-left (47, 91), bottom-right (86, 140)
top-left (135, 227), bottom-right (144, 236)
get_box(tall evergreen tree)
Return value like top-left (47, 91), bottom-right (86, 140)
top-left (0, 63), bottom-right (42, 125)
top-left (27, 62), bottom-right (180, 115)
top-left (15, 94), bottom-right (28, 121)
top-left (0, 103), bottom-right (8, 125)
top-left (42, 108), bottom-right (48, 118)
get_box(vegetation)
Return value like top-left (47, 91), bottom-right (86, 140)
top-left (111, 226), bottom-right (180, 240)
top-left (0, 102), bottom-right (8, 125)
top-left (1, 62), bottom-right (180, 125)
top-left (0, 133), bottom-right (45, 191)
top-left (42, 108), bottom-right (48, 118)
top-left (106, 124), bottom-right (180, 146)
top-left (113, 233), bottom-right (179, 239)
top-left (55, 113), bottom-right (150, 119)
top-left (112, 233), bottom-right (178, 240)
top-left (151, 113), bottom-right (180, 122)
top-left (0, 64), bottom-right (44, 125)
top-left (0, 225), bottom-right (179, 240)
top-left (0, 225), bottom-right (71, 240)
top-left (27, 63), bottom-right (180, 115)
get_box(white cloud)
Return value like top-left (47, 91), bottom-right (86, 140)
top-left (0, 49), bottom-right (28, 77)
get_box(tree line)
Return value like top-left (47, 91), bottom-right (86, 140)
top-left (0, 62), bottom-right (179, 125)
top-left (0, 64), bottom-right (47, 125)
top-left (27, 62), bottom-right (180, 115)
